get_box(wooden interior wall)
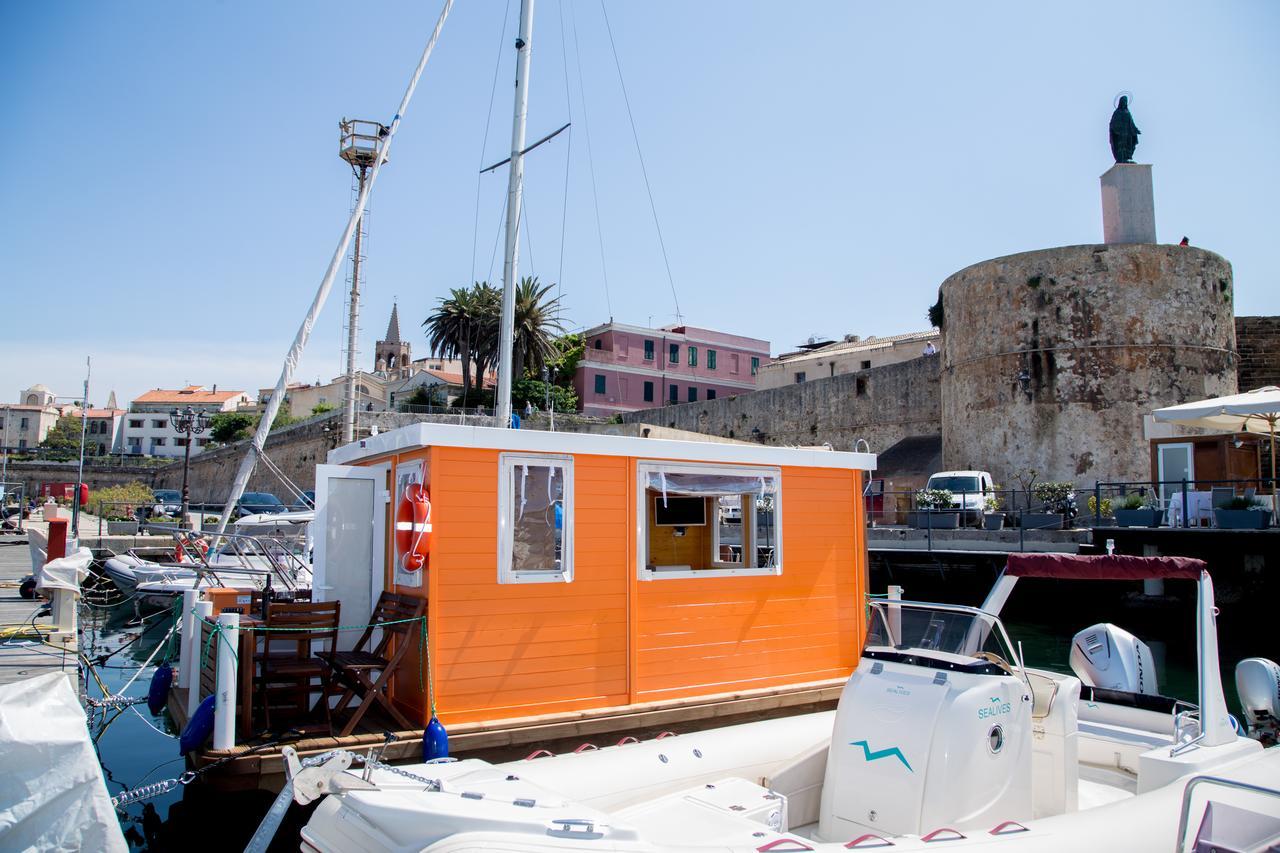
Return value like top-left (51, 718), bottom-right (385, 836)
top-left (428, 447), bottom-right (631, 725)
top-left (633, 466), bottom-right (862, 702)
top-left (645, 495), bottom-right (710, 568)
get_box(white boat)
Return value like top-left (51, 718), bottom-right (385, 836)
top-left (103, 517), bottom-right (313, 608)
top-left (294, 554), bottom-right (1280, 851)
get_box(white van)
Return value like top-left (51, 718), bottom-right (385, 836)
top-left (925, 470), bottom-right (995, 526)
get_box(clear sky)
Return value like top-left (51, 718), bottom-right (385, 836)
top-left (3, 1), bottom-right (1277, 407)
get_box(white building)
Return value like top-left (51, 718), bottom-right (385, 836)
top-left (125, 385), bottom-right (251, 458)
top-left (756, 329), bottom-right (940, 390)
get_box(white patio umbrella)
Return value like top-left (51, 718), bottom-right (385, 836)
top-left (1152, 386), bottom-right (1280, 507)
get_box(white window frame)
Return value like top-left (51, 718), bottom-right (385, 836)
top-left (710, 494), bottom-right (746, 568)
top-left (636, 460), bottom-right (782, 581)
top-left (498, 453), bottom-right (574, 584)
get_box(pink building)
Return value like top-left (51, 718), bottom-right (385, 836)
top-left (574, 322), bottom-right (770, 417)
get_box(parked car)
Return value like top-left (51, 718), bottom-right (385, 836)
top-left (290, 490), bottom-right (316, 511)
top-left (153, 490), bottom-right (182, 514)
top-left (236, 492), bottom-right (288, 518)
top-left (924, 470), bottom-right (995, 527)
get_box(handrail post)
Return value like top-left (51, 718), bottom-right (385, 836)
top-left (187, 599), bottom-right (213, 719)
top-left (214, 610), bottom-right (240, 750)
top-left (1182, 478), bottom-right (1190, 528)
top-left (178, 589), bottom-right (199, 691)
top-left (1093, 481), bottom-right (1101, 525)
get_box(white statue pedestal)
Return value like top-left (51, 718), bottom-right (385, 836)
top-left (1100, 163), bottom-right (1156, 244)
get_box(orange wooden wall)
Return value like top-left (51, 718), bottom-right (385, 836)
top-left (375, 446), bottom-right (865, 727)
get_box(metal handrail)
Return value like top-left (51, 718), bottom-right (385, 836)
top-left (1174, 775), bottom-right (1280, 852)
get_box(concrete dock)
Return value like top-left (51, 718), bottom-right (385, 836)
top-left (0, 537), bottom-right (77, 687)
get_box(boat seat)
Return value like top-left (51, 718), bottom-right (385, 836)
top-left (615, 778), bottom-right (794, 848)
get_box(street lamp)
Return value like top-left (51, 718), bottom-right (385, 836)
top-left (171, 406), bottom-right (210, 528)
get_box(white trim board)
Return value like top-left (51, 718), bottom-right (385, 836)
top-left (328, 422), bottom-right (876, 471)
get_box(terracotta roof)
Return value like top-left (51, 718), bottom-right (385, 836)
top-left (83, 408), bottom-right (126, 418)
top-left (424, 369), bottom-right (496, 389)
top-left (132, 385), bottom-right (247, 404)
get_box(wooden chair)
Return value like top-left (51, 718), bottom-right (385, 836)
top-left (316, 592), bottom-right (426, 737)
top-left (256, 599), bottom-right (340, 733)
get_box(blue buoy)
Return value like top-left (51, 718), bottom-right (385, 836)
top-left (180, 695), bottom-right (216, 756)
top-left (147, 664), bottom-right (173, 715)
top-left (422, 716), bottom-right (449, 761)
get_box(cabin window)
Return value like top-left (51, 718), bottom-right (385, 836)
top-left (636, 461), bottom-right (781, 580)
top-left (498, 454), bottom-right (573, 584)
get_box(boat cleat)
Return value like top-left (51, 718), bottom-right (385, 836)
top-left (283, 747), bottom-right (377, 806)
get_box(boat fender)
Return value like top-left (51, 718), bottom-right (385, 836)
top-left (422, 715), bottom-right (449, 761)
top-left (180, 695), bottom-right (216, 756)
top-left (147, 663), bottom-right (173, 715)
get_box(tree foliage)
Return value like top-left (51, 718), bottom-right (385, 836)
top-left (90, 481), bottom-right (156, 519)
top-left (311, 402), bottom-right (336, 416)
top-left (511, 378), bottom-right (578, 413)
top-left (38, 416), bottom-right (84, 460)
top-left (209, 412), bottom-right (255, 444)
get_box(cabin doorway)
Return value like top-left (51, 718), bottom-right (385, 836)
top-left (1157, 442), bottom-right (1194, 504)
top-left (314, 463), bottom-right (388, 651)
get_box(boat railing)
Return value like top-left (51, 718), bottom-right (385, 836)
top-left (172, 529), bottom-right (310, 590)
top-left (1174, 775), bottom-right (1280, 852)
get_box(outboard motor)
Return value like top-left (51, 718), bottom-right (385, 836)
top-left (1235, 658), bottom-right (1280, 743)
top-left (1068, 623), bottom-right (1158, 695)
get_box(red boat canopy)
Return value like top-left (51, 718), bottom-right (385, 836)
top-left (1005, 553), bottom-right (1205, 581)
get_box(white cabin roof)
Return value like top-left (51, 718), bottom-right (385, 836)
top-left (328, 422), bottom-right (876, 471)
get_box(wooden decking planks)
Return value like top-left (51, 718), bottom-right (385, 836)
top-left (0, 538), bottom-right (77, 687)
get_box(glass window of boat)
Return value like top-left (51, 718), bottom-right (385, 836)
top-left (498, 454), bottom-right (573, 584)
top-left (865, 601), bottom-right (1019, 671)
top-left (638, 462), bottom-right (781, 579)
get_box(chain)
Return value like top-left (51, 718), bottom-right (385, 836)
top-left (87, 695), bottom-right (147, 709)
top-left (295, 748), bottom-right (442, 790)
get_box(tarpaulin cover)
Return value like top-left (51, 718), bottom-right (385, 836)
top-left (36, 547), bottom-right (92, 594)
top-left (0, 672), bottom-right (127, 852)
top-left (1005, 553), bottom-right (1204, 580)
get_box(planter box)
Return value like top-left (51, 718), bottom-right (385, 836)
top-left (105, 521), bottom-right (139, 535)
top-left (907, 510), bottom-right (961, 530)
top-left (1213, 509), bottom-right (1272, 530)
top-left (1115, 509), bottom-right (1162, 528)
top-left (983, 513), bottom-right (1005, 531)
top-left (1021, 512), bottom-right (1064, 531)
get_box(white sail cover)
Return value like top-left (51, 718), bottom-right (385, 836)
top-left (35, 547), bottom-right (92, 594)
top-left (0, 672), bottom-right (127, 852)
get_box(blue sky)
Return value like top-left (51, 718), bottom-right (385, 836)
top-left (3, 1), bottom-right (1277, 407)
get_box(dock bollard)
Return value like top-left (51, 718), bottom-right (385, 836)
top-left (178, 590), bottom-right (199, 691)
top-left (187, 600), bottom-right (214, 721)
top-left (213, 611), bottom-right (240, 750)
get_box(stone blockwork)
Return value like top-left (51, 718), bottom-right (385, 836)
top-left (618, 356), bottom-right (941, 454)
top-left (940, 244), bottom-right (1237, 487)
top-left (1235, 316), bottom-right (1280, 391)
top-left (5, 461), bottom-right (166, 499)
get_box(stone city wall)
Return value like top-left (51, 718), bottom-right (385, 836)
top-left (618, 356), bottom-right (942, 454)
top-left (4, 460), bottom-right (165, 499)
top-left (1235, 316), bottom-right (1280, 391)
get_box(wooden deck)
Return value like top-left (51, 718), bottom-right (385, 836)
top-left (0, 538), bottom-right (78, 688)
top-left (168, 676), bottom-right (846, 791)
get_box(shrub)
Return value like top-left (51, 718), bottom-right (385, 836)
top-left (1118, 492), bottom-right (1152, 511)
top-left (984, 487), bottom-right (1005, 513)
top-left (1033, 482), bottom-right (1076, 514)
top-left (90, 481), bottom-right (156, 519)
top-left (1223, 496), bottom-right (1264, 511)
top-left (915, 488), bottom-right (954, 510)
top-left (1087, 495), bottom-right (1114, 517)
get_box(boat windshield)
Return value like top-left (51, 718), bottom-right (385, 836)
top-left (865, 600), bottom-right (1019, 667)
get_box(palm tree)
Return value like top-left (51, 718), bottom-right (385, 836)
top-left (423, 284), bottom-right (498, 404)
top-left (510, 276), bottom-right (565, 380)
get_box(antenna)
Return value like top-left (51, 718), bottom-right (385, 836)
top-left (339, 118), bottom-right (388, 443)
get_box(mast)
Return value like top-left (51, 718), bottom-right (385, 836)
top-left (215, 0), bottom-right (457, 535)
top-left (496, 0), bottom-right (536, 428)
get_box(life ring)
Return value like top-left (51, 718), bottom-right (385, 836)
top-left (395, 483), bottom-right (432, 572)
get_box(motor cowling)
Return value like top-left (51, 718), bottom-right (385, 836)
top-left (1235, 658), bottom-right (1280, 739)
top-left (1068, 623), bottom-right (1158, 695)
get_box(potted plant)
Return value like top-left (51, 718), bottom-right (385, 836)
top-left (1114, 492), bottom-right (1162, 528)
top-left (1025, 482), bottom-right (1077, 530)
top-left (1213, 497), bottom-right (1272, 530)
top-left (1087, 494), bottom-right (1116, 527)
top-left (908, 488), bottom-right (960, 529)
top-left (982, 491), bottom-right (1006, 531)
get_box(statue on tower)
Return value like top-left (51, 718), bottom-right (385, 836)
top-left (1109, 95), bottom-right (1140, 164)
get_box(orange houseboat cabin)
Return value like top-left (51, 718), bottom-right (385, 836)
top-left (317, 423), bottom-right (876, 729)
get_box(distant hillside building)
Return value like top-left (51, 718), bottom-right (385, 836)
top-left (125, 385), bottom-right (251, 458)
top-left (757, 329), bottom-right (940, 390)
top-left (257, 372), bottom-right (388, 420)
top-left (574, 322), bottom-right (770, 417)
top-left (0, 385), bottom-right (61, 451)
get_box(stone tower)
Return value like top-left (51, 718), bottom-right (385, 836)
top-left (374, 303), bottom-right (412, 378)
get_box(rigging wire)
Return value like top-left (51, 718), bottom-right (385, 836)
top-left (597, 0), bottom-right (681, 322)
top-left (569, 0), bottom-right (614, 321)
top-left (471, 0), bottom-right (517, 284)
top-left (555, 0), bottom-right (575, 322)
